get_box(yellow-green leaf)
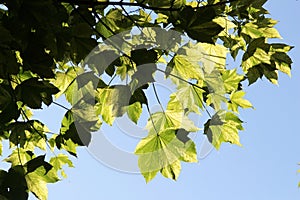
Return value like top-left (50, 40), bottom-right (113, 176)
top-left (135, 129), bottom-right (197, 182)
top-left (228, 91), bottom-right (253, 113)
top-left (204, 110), bottom-right (243, 150)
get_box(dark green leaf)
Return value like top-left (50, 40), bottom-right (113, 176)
top-left (176, 6), bottom-right (224, 43)
top-left (15, 78), bottom-right (59, 109)
top-left (25, 155), bottom-right (52, 174)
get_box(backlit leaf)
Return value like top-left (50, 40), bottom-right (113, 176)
top-left (135, 129), bottom-right (197, 182)
top-left (204, 110), bottom-right (243, 150)
top-left (228, 91), bottom-right (253, 113)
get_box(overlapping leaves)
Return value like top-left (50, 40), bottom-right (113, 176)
top-left (135, 105), bottom-right (199, 182)
top-left (204, 110), bottom-right (244, 150)
top-left (0, 0), bottom-right (295, 199)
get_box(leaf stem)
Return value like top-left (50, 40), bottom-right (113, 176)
top-left (52, 101), bottom-right (71, 111)
top-left (17, 145), bottom-right (23, 166)
top-left (152, 83), bottom-right (165, 113)
top-left (146, 104), bottom-right (159, 136)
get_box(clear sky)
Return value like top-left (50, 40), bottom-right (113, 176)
top-left (29, 1), bottom-right (300, 199)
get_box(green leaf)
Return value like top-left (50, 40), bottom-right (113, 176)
top-left (50, 154), bottom-right (74, 169)
top-left (241, 23), bottom-right (264, 39)
top-left (197, 43), bottom-right (228, 68)
top-left (168, 84), bottom-right (205, 114)
top-left (0, 84), bottom-right (12, 111)
top-left (246, 63), bottom-right (280, 85)
top-left (52, 66), bottom-right (84, 98)
top-left (204, 110), bottom-right (243, 150)
top-left (179, 139), bottom-right (197, 162)
top-left (156, 13), bottom-right (169, 24)
top-left (0, 0), bottom-right (296, 190)
top-left (131, 48), bottom-right (158, 65)
top-left (146, 110), bottom-right (199, 135)
top-left (242, 48), bottom-right (271, 72)
top-left (130, 10), bottom-right (153, 26)
top-left (270, 51), bottom-right (293, 77)
top-left (0, 84), bottom-right (20, 124)
top-left (65, 72), bottom-right (98, 106)
top-left (59, 107), bottom-right (100, 147)
top-left (70, 37), bottom-right (98, 64)
top-left (175, 129), bottom-right (190, 144)
top-left (130, 63), bottom-right (157, 90)
top-left (220, 35), bottom-right (246, 59)
top-left (4, 166), bottom-right (28, 200)
top-left (177, 6), bottom-right (224, 43)
top-left (26, 170), bottom-right (48, 200)
top-left (0, 25), bottom-right (13, 44)
top-left (241, 22), bottom-right (281, 39)
top-left (25, 155), bottom-right (52, 174)
top-left (28, 165), bottom-right (59, 184)
top-left (4, 149), bottom-right (32, 167)
top-left (96, 8), bottom-right (133, 38)
top-left (273, 54), bottom-right (292, 76)
top-left (206, 93), bottom-right (227, 111)
top-left (25, 121), bottom-right (49, 151)
top-left (15, 78), bottom-right (59, 109)
top-left (22, 42), bottom-right (55, 78)
top-left (204, 69), bottom-right (227, 110)
top-left (115, 56), bottom-right (135, 80)
top-left (69, 16), bottom-right (97, 63)
top-left (222, 69), bottom-right (244, 93)
top-left (161, 160), bottom-right (181, 180)
top-left (270, 43), bottom-right (293, 53)
top-left (8, 122), bottom-right (29, 148)
top-left (87, 49), bottom-right (120, 76)
top-left (135, 129), bottom-right (197, 182)
top-left (129, 87), bottom-right (148, 106)
top-left (61, 139), bottom-right (78, 157)
top-left (228, 91), bottom-right (253, 113)
top-left (166, 54), bottom-right (203, 85)
top-left (213, 16), bottom-right (236, 32)
top-left (246, 65), bottom-right (263, 85)
top-left (0, 49), bottom-right (20, 78)
top-left (50, 154), bottom-right (74, 178)
top-left (261, 65), bottom-right (278, 84)
top-left (96, 85), bottom-right (131, 125)
top-left (8, 120), bottom-right (48, 151)
top-left (127, 102), bottom-right (142, 124)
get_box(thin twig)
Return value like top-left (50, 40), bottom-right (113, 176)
top-left (152, 83), bottom-right (165, 114)
top-left (146, 104), bottom-right (159, 136)
top-left (17, 145), bottom-right (23, 166)
top-left (52, 101), bottom-right (70, 111)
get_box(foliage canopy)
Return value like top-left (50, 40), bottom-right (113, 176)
top-left (0, 0), bottom-right (294, 199)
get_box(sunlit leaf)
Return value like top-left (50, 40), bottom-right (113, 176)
top-left (228, 91), bottom-right (253, 113)
top-left (204, 110), bottom-right (243, 150)
top-left (135, 129), bottom-right (197, 182)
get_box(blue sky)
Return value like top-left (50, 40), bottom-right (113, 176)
top-left (30, 1), bottom-right (300, 199)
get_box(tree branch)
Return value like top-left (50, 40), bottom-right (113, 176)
top-left (58, 0), bottom-right (182, 11)
top-left (57, 0), bottom-right (238, 11)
